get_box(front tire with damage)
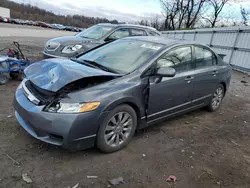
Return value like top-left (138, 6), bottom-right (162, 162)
top-left (97, 104), bottom-right (137, 153)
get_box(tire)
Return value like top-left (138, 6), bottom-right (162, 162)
top-left (97, 104), bottom-right (137, 153)
top-left (0, 74), bottom-right (9, 85)
top-left (9, 71), bottom-right (24, 81)
top-left (207, 84), bottom-right (225, 112)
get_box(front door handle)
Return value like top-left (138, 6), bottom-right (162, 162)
top-left (185, 76), bottom-right (194, 83)
top-left (212, 70), bottom-right (218, 76)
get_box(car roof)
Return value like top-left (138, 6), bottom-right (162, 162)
top-left (121, 36), bottom-right (209, 47)
top-left (96, 23), bottom-right (158, 31)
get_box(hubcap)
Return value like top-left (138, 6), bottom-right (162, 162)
top-left (104, 112), bottom-right (133, 147)
top-left (212, 87), bottom-right (223, 109)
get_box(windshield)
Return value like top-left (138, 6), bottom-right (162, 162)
top-left (76, 25), bottom-right (114, 39)
top-left (78, 40), bottom-right (164, 74)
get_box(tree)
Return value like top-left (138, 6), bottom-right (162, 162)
top-left (159, 0), bottom-right (207, 30)
top-left (0, 0), bottom-right (119, 28)
top-left (203, 0), bottom-right (230, 27)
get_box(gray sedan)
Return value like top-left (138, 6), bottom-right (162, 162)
top-left (14, 36), bottom-right (231, 153)
top-left (43, 23), bottom-right (161, 58)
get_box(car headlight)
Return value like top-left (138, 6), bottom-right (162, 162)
top-left (61, 44), bottom-right (83, 54)
top-left (44, 101), bottom-right (100, 113)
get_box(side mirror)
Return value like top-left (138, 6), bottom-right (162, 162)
top-left (218, 53), bottom-right (226, 60)
top-left (104, 36), bottom-right (117, 42)
top-left (156, 67), bottom-right (176, 77)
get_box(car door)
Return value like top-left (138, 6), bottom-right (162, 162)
top-left (147, 46), bottom-right (196, 123)
top-left (191, 45), bottom-right (219, 105)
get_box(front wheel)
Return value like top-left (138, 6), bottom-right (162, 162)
top-left (207, 84), bottom-right (225, 112)
top-left (9, 71), bottom-right (24, 81)
top-left (97, 104), bottom-right (137, 153)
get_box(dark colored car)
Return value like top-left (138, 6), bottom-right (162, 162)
top-left (63, 26), bottom-right (79, 32)
top-left (14, 37), bottom-right (231, 153)
top-left (43, 23), bottom-right (161, 58)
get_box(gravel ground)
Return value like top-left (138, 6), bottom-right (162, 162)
top-left (0, 24), bottom-right (250, 188)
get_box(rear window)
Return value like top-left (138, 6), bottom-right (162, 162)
top-left (130, 29), bottom-right (147, 36)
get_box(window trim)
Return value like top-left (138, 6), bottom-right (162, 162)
top-left (147, 30), bottom-right (161, 36)
top-left (155, 44), bottom-right (195, 73)
top-left (192, 44), bottom-right (218, 69)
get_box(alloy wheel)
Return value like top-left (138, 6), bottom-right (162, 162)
top-left (212, 87), bottom-right (223, 109)
top-left (104, 112), bottom-right (133, 147)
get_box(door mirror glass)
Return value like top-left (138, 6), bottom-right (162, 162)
top-left (156, 67), bottom-right (176, 77)
top-left (104, 36), bottom-right (116, 42)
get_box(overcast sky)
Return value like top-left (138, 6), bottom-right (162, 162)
top-left (11, 0), bottom-right (249, 22)
top-left (13, 0), bottom-right (161, 15)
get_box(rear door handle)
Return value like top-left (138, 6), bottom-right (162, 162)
top-left (185, 76), bottom-right (194, 81)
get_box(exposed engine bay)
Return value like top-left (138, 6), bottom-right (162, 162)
top-left (24, 75), bottom-right (117, 106)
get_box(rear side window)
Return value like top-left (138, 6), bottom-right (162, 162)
top-left (195, 46), bottom-right (217, 68)
top-left (157, 46), bottom-right (193, 72)
top-left (109, 28), bottom-right (130, 39)
top-left (148, 31), bottom-right (160, 36)
top-left (130, 29), bottom-right (147, 36)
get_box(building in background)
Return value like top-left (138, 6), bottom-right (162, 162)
top-left (0, 7), bottom-right (10, 18)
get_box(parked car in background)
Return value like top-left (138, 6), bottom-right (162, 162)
top-left (37, 21), bottom-right (50, 28)
top-left (0, 16), bottom-right (4, 22)
top-left (43, 23), bottom-right (161, 58)
top-left (2, 17), bottom-right (11, 23)
top-left (14, 37), bottom-right (232, 152)
top-left (11, 19), bottom-right (25, 25)
top-left (50, 24), bottom-right (65, 30)
top-left (64, 26), bottom-right (80, 32)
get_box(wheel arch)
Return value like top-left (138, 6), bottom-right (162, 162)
top-left (102, 97), bottom-right (145, 128)
top-left (220, 81), bottom-right (227, 95)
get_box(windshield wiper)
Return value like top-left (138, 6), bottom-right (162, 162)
top-left (82, 59), bottom-right (118, 73)
top-left (70, 58), bottom-right (98, 69)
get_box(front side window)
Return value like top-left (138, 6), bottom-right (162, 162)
top-left (78, 40), bottom-right (164, 74)
top-left (156, 46), bottom-right (193, 72)
top-left (76, 25), bottom-right (114, 39)
top-left (195, 46), bottom-right (217, 68)
top-left (108, 28), bottom-right (130, 40)
top-left (130, 29), bottom-right (146, 36)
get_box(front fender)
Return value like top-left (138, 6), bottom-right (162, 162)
top-left (103, 96), bottom-right (145, 118)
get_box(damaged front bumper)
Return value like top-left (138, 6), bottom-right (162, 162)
top-left (13, 85), bottom-right (105, 151)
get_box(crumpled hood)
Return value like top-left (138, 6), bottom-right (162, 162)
top-left (24, 58), bottom-right (119, 92)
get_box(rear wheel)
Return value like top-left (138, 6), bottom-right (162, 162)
top-left (0, 74), bottom-right (8, 85)
top-left (97, 104), bottom-right (137, 153)
top-left (207, 84), bottom-right (224, 112)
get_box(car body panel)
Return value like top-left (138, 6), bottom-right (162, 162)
top-left (147, 70), bottom-right (196, 121)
